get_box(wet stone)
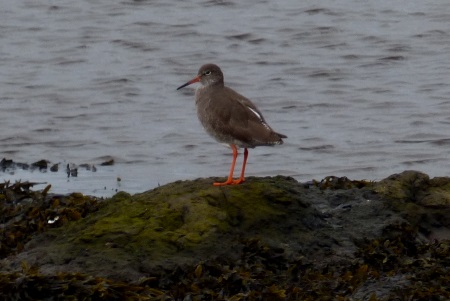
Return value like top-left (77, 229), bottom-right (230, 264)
top-left (0, 171), bottom-right (449, 300)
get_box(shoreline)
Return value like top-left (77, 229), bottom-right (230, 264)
top-left (1, 171), bottom-right (449, 300)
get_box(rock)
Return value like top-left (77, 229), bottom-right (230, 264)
top-left (0, 173), bottom-right (449, 300)
top-left (374, 170), bottom-right (450, 240)
top-left (374, 170), bottom-right (430, 202)
top-left (31, 159), bottom-right (48, 170)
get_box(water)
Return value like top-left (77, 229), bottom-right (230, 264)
top-left (1, 0), bottom-right (450, 196)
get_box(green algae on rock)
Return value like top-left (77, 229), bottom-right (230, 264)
top-left (1, 173), bottom-right (449, 300)
top-left (18, 176), bottom-right (315, 279)
top-left (374, 170), bottom-right (450, 207)
top-left (374, 170), bottom-right (450, 241)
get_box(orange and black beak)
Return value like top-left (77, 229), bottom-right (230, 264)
top-left (176, 76), bottom-right (200, 90)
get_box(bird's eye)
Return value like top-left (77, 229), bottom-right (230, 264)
top-left (204, 70), bottom-right (211, 75)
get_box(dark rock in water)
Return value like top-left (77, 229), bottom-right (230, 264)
top-left (0, 158), bottom-right (99, 175)
top-left (50, 163), bottom-right (59, 172)
top-left (0, 158), bottom-right (14, 170)
top-left (100, 159), bottom-right (114, 166)
top-left (66, 163), bottom-right (78, 177)
top-left (0, 172), bottom-right (449, 300)
top-left (31, 159), bottom-right (48, 170)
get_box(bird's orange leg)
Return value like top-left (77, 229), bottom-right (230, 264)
top-left (214, 144), bottom-right (238, 186)
top-left (233, 147), bottom-right (248, 184)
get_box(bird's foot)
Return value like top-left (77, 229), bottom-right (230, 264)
top-left (232, 178), bottom-right (245, 185)
top-left (213, 178), bottom-right (245, 186)
top-left (213, 179), bottom-right (234, 186)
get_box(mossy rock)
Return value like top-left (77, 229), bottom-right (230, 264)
top-left (1, 173), bottom-right (450, 300)
top-left (14, 176), bottom-right (317, 279)
top-left (374, 170), bottom-right (450, 207)
top-left (373, 170), bottom-right (450, 236)
top-left (373, 170), bottom-right (430, 202)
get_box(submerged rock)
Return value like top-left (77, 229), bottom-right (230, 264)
top-left (0, 172), bottom-right (449, 300)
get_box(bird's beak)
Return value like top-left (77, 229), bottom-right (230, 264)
top-left (176, 76), bottom-right (200, 90)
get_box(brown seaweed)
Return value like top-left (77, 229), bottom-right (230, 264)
top-left (0, 172), bottom-right (449, 300)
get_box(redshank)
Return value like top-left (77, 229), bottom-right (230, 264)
top-left (177, 64), bottom-right (287, 186)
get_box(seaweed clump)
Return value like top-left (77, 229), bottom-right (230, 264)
top-left (0, 181), bottom-right (103, 258)
top-left (311, 176), bottom-right (372, 190)
top-left (356, 223), bottom-right (450, 300)
top-left (1, 234), bottom-right (448, 300)
top-left (1, 263), bottom-right (164, 301)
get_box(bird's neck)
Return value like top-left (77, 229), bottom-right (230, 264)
top-left (198, 81), bottom-right (224, 92)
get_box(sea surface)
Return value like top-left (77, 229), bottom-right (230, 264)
top-left (1, 0), bottom-right (450, 196)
